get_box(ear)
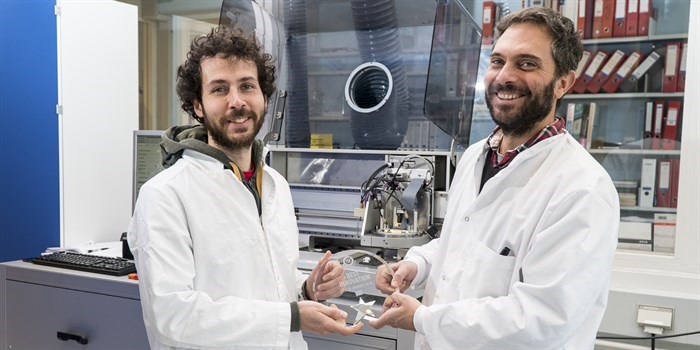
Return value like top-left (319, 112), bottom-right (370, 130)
top-left (193, 100), bottom-right (204, 118)
top-left (556, 71), bottom-right (576, 98)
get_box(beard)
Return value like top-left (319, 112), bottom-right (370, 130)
top-left (202, 106), bottom-right (266, 152)
top-left (485, 78), bottom-right (556, 137)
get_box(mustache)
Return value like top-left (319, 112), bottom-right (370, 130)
top-left (225, 108), bottom-right (257, 119)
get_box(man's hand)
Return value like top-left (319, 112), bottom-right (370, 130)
top-left (367, 292), bottom-right (420, 331)
top-left (307, 251), bottom-right (345, 301)
top-left (298, 301), bottom-right (363, 336)
top-left (375, 261), bottom-right (418, 294)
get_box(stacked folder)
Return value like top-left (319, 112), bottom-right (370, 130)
top-left (567, 41), bottom-right (686, 94)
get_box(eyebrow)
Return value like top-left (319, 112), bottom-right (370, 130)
top-left (203, 79), bottom-right (228, 87)
top-left (204, 76), bottom-right (258, 87)
top-left (238, 76), bottom-right (257, 83)
top-left (490, 52), bottom-right (544, 64)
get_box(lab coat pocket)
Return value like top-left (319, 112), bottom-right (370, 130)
top-left (458, 241), bottom-right (516, 298)
top-left (267, 211), bottom-right (299, 265)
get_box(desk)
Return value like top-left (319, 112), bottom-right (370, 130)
top-left (0, 260), bottom-right (149, 349)
top-left (1, 260), bottom-right (414, 349)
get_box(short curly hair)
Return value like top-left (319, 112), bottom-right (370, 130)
top-left (494, 7), bottom-right (583, 79)
top-left (176, 26), bottom-right (276, 120)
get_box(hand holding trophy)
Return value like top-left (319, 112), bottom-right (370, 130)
top-left (375, 259), bottom-right (418, 294)
top-left (312, 249), bottom-right (396, 326)
top-left (307, 251), bottom-right (345, 301)
top-left (301, 251), bottom-right (364, 336)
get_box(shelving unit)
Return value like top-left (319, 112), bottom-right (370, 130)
top-left (560, 30), bottom-right (687, 254)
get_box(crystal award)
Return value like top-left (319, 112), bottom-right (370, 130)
top-left (312, 249), bottom-right (393, 325)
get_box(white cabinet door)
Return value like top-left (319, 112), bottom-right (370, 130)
top-left (57, 0), bottom-right (138, 247)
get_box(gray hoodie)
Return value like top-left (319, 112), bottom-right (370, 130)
top-left (160, 124), bottom-right (265, 215)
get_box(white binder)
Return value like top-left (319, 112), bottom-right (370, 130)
top-left (639, 158), bottom-right (657, 207)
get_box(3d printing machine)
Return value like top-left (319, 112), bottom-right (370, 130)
top-left (245, 0), bottom-right (483, 263)
top-left (222, 0), bottom-right (481, 287)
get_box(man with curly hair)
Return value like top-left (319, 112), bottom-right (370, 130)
top-left (128, 26), bottom-right (362, 349)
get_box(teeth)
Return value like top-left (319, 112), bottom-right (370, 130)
top-left (231, 117), bottom-right (248, 123)
top-left (497, 93), bottom-right (519, 100)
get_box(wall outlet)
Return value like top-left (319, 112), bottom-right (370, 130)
top-left (637, 304), bottom-right (674, 335)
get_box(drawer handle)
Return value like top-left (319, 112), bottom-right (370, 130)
top-left (57, 331), bottom-right (89, 345)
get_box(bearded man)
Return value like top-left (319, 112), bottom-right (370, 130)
top-left (371, 7), bottom-right (620, 350)
top-left (127, 26), bottom-right (362, 350)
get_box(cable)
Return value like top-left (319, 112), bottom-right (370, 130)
top-left (396, 154), bottom-right (435, 186)
top-left (380, 189), bottom-right (404, 208)
top-left (597, 330), bottom-right (700, 340)
top-left (598, 330), bottom-right (700, 350)
top-left (360, 163), bottom-right (390, 202)
top-left (362, 154), bottom-right (435, 229)
top-left (360, 163), bottom-right (389, 193)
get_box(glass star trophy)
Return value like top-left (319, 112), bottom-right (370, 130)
top-left (312, 249), bottom-right (393, 325)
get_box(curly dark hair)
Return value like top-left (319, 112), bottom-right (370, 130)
top-left (494, 7), bottom-right (583, 79)
top-left (176, 26), bottom-right (276, 121)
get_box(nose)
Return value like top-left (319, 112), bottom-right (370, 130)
top-left (227, 90), bottom-right (246, 109)
top-left (490, 62), bottom-right (518, 86)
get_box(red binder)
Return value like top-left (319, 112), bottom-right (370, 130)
top-left (651, 101), bottom-right (664, 150)
top-left (592, 0), bottom-right (615, 38)
top-left (578, 0), bottom-right (595, 39)
top-left (677, 42), bottom-right (688, 92)
top-left (482, 1), bottom-right (497, 45)
top-left (613, 0), bottom-right (627, 37)
top-left (588, 49), bottom-right (625, 93)
top-left (656, 159), bottom-right (672, 208)
top-left (573, 50), bottom-right (608, 93)
top-left (625, 0), bottom-right (639, 36)
top-left (663, 42), bottom-right (681, 93)
top-left (570, 49), bottom-right (593, 93)
top-left (638, 0), bottom-right (652, 36)
top-left (670, 158), bottom-right (680, 208)
top-left (661, 100), bottom-right (681, 150)
top-left (602, 50), bottom-right (642, 93)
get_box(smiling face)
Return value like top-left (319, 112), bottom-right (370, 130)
top-left (484, 22), bottom-right (573, 137)
top-left (193, 55), bottom-right (267, 153)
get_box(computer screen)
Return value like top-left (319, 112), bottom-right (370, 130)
top-left (132, 130), bottom-right (165, 212)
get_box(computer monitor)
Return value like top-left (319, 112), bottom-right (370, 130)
top-left (132, 130), bottom-right (165, 212)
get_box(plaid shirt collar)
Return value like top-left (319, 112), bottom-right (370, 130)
top-left (485, 116), bottom-right (566, 169)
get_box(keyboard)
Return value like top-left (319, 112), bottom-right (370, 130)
top-left (29, 252), bottom-right (136, 276)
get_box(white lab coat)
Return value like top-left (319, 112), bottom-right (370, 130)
top-left (406, 133), bottom-right (619, 349)
top-left (128, 150), bottom-right (308, 350)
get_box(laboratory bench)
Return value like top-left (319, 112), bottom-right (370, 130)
top-left (0, 259), bottom-right (414, 349)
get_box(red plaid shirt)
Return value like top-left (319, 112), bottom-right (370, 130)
top-left (485, 116), bottom-right (566, 169)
